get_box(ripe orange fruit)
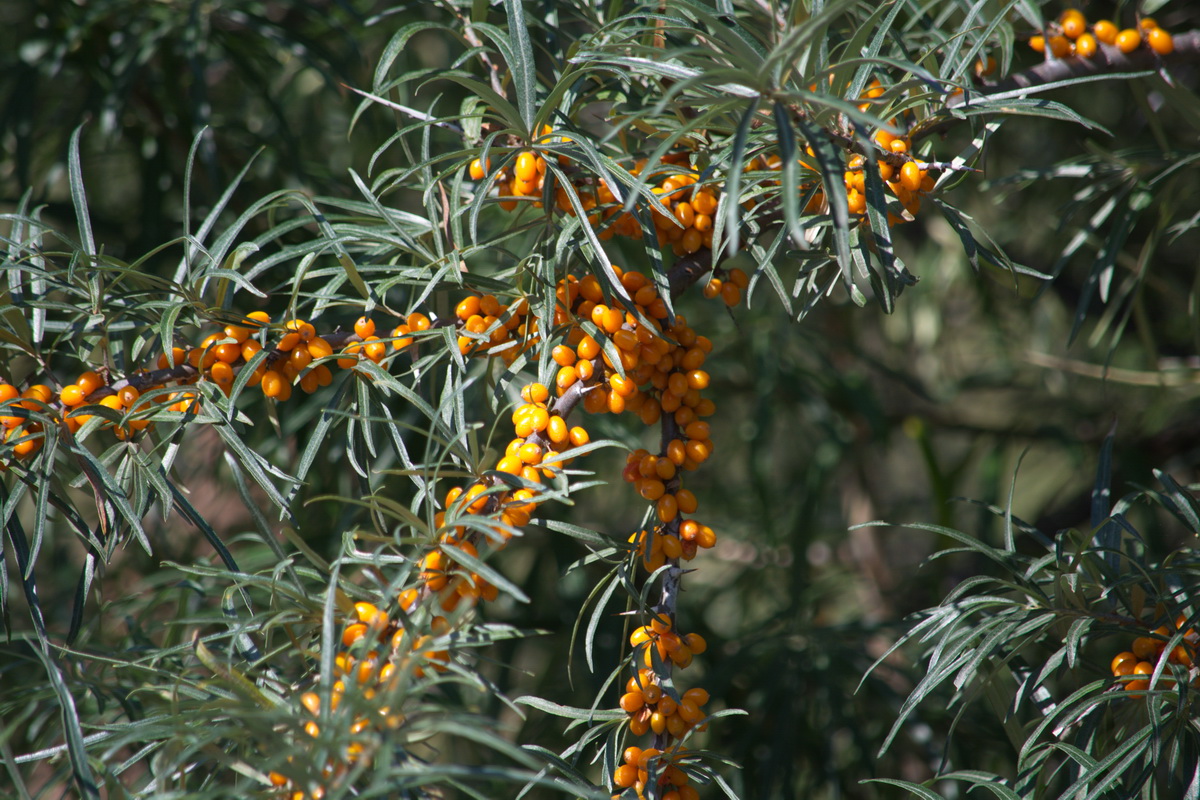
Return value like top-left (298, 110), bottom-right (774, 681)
top-left (720, 282), bottom-right (741, 307)
top-left (1147, 27), bottom-right (1173, 55)
top-left (1075, 32), bottom-right (1097, 58)
top-left (1131, 636), bottom-right (1159, 661)
top-left (261, 370), bottom-right (285, 398)
top-left (515, 151), bottom-right (538, 181)
top-left (60, 385), bottom-right (86, 406)
top-left (1092, 19), bottom-right (1118, 44)
top-left (1111, 651), bottom-right (1138, 676)
top-left (1060, 10), bottom-right (1086, 39)
top-left (1115, 28), bottom-right (1141, 53)
top-left (1047, 35), bottom-right (1071, 58)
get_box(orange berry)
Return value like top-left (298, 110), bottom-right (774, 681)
top-left (518, 441), bottom-right (543, 465)
top-left (1111, 650), bottom-right (1138, 676)
top-left (720, 282), bottom-right (741, 307)
top-left (614, 764), bottom-right (638, 788)
top-left (1168, 644), bottom-right (1194, 667)
top-left (619, 691), bottom-right (645, 713)
top-left (469, 157), bottom-right (488, 180)
top-left (1093, 19), bottom-right (1118, 44)
top-left (601, 306), bottom-right (625, 335)
top-left (261, 370), bottom-right (285, 398)
top-left (1059, 10), bottom-right (1086, 40)
top-left (307, 337), bottom-right (333, 360)
top-left (286, 319), bottom-right (316, 341)
top-left (1147, 27), bottom-right (1173, 55)
top-left (657, 494), bottom-right (678, 523)
top-left (1115, 28), bottom-right (1141, 53)
top-left (1029, 35), bottom-right (1045, 53)
top-left (276, 331), bottom-right (301, 352)
top-left (456, 296), bottom-right (481, 321)
top-left (337, 342), bottom-right (361, 368)
top-left (521, 383), bottom-right (550, 404)
top-left (496, 455), bottom-right (523, 474)
top-left (113, 385), bottom-right (138, 408)
top-left (244, 310), bottom-right (271, 328)
top-left (355, 316), bottom-right (375, 338)
top-left (342, 623), bottom-right (369, 647)
top-left (1047, 35), bottom-right (1071, 58)
top-left (210, 361), bottom-right (234, 387)
top-left (552, 345), bottom-right (576, 366)
top-left (59, 384), bottom-right (86, 406)
top-left (364, 337), bottom-right (387, 363)
top-left (576, 335), bottom-right (600, 360)
top-left (1073, 33), bottom-right (1097, 57)
top-left (515, 151), bottom-right (538, 181)
top-left (74, 371), bottom-right (103, 396)
top-left (1138, 17), bottom-right (1157, 31)
top-left (900, 161), bottom-right (922, 193)
top-left (1132, 636), bottom-right (1159, 661)
top-left (546, 415), bottom-right (568, 445)
top-left (289, 346), bottom-right (313, 371)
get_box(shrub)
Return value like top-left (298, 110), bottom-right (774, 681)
top-left (2, 1), bottom-right (1198, 798)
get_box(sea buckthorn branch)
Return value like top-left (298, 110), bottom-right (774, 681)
top-left (0, 300), bottom-right (545, 466)
top-left (1108, 612), bottom-right (1199, 693)
top-left (989, 32), bottom-right (1199, 93)
top-left (0, 282), bottom-right (573, 797)
top-left (263, 275), bottom-right (723, 797)
top-left (937, 13), bottom-right (1197, 116)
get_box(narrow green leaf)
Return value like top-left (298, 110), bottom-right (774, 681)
top-left (30, 645), bottom-right (100, 799)
top-left (502, 0), bottom-right (537, 131)
top-left (67, 125), bottom-right (94, 258)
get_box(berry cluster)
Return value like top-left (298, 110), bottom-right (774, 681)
top-left (645, 162), bottom-right (720, 256)
top-left (3, 129), bottom-right (756, 797)
top-left (1, 371), bottom-right (197, 456)
top-left (1030, 9), bottom-right (1174, 59)
top-left (1109, 614), bottom-right (1197, 692)
top-left (753, 138), bottom-right (935, 226)
top-left (448, 293), bottom-right (535, 361)
top-left (267, 602), bottom-right (450, 799)
top-left (701, 266), bottom-right (749, 308)
top-left (467, 125), bottom-right (941, 265)
top-left (0, 312), bottom-right (434, 463)
top-left (613, 742), bottom-right (702, 800)
top-left (3, 264), bottom-right (729, 797)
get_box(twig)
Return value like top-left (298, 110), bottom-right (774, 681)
top-left (968, 30), bottom-right (1200, 100)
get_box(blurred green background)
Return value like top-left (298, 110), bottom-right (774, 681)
top-left (3, 1), bottom-right (1199, 798)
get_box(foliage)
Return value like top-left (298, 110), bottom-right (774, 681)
top-left (1, 0), bottom-right (1199, 798)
